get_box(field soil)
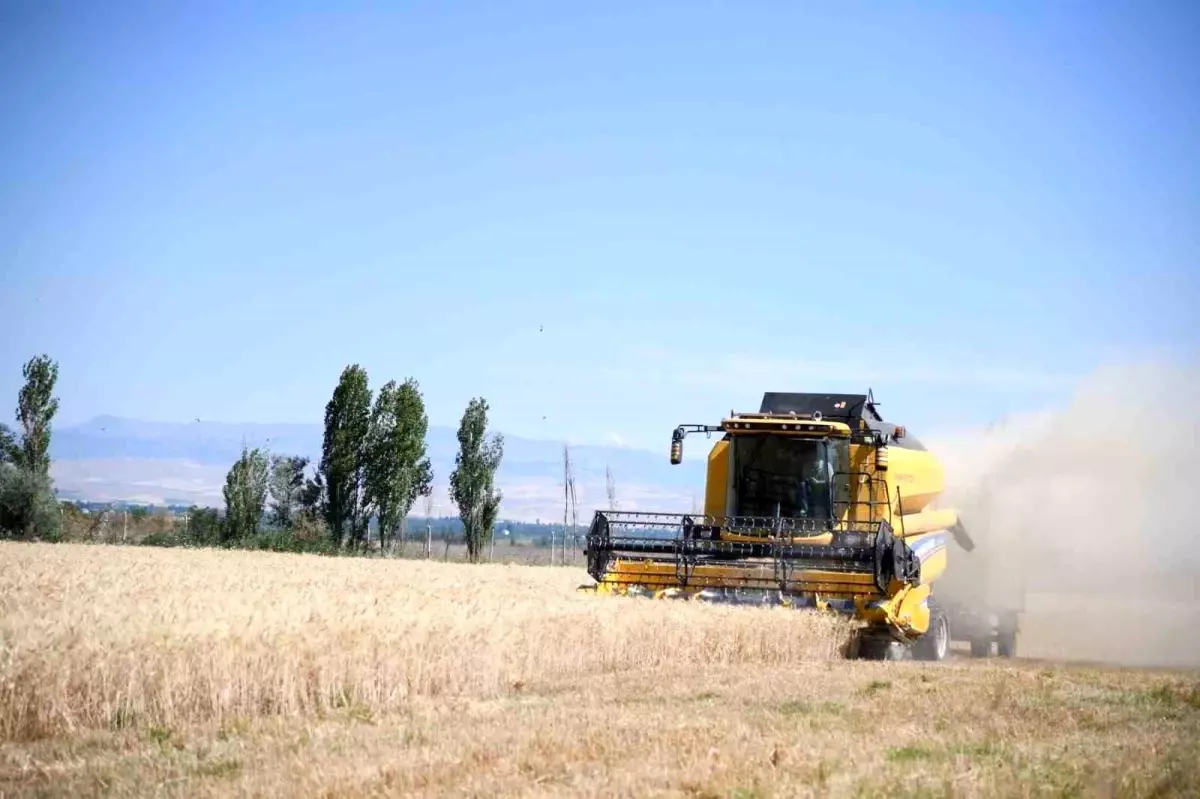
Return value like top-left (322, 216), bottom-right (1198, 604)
top-left (1, 542), bottom-right (1198, 798)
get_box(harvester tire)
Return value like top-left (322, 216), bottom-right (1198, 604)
top-left (857, 634), bottom-right (909, 661)
top-left (913, 600), bottom-right (949, 662)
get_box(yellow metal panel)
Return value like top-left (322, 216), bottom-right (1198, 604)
top-left (597, 559), bottom-right (882, 599)
top-left (704, 439), bottom-right (729, 517)
top-left (721, 531), bottom-right (834, 544)
top-left (847, 443), bottom-right (890, 525)
top-left (847, 444), bottom-right (870, 524)
top-left (893, 583), bottom-right (933, 635)
top-left (886, 446), bottom-right (945, 515)
top-left (857, 583), bottom-right (932, 636)
top-left (896, 508), bottom-right (958, 536)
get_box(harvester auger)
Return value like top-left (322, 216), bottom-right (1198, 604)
top-left (580, 391), bottom-right (1015, 661)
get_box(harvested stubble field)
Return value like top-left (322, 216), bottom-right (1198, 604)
top-left (1, 542), bottom-right (1197, 798)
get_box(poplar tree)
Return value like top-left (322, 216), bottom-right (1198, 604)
top-left (449, 397), bottom-right (503, 563)
top-left (320, 364), bottom-right (371, 548)
top-left (14, 355), bottom-right (59, 475)
top-left (0, 354), bottom-right (61, 540)
top-left (365, 378), bottom-right (433, 553)
top-left (222, 445), bottom-right (269, 542)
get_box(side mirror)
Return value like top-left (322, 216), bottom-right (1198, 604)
top-left (670, 429), bottom-right (684, 465)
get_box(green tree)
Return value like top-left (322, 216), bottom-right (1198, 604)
top-left (14, 355), bottom-right (59, 476)
top-left (319, 365), bottom-right (372, 549)
top-left (184, 505), bottom-right (222, 546)
top-left (300, 467), bottom-right (326, 520)
top-left (268, 454), bottom-right (310, 528)
top-left (365, 378), bottom-right (434, 553)
top-left (0, 466), bottom-right (61, 540)
top-left (0, 424), bottom-right (17, 465)
top-left (0, 354), bottom-right (61, 540)
top-left (449, 397), bottom-right (504, 563)
top-left (222, 445), bottom-right (269, 542)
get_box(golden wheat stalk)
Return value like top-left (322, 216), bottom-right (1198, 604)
top-left (0, 542), bottom-right (850, 740)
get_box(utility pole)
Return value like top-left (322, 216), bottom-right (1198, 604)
top-left (423, 494), bottom-right (433, 558)
top-left (562, 444), bottom-right (571, 566)
top-left (563, 443), bottom-right (579, 565)
top-left (569, 478), bottom-right (578, 562)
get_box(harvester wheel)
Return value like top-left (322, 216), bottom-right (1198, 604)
top-left (857, 634), bottom-right (909, 661)
top-left (913, 600), bottom-right (949, 662)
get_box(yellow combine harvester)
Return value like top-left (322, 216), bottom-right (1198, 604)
top-left (582, 391), bottom-right (1006, 661)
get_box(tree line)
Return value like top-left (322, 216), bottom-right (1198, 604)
top-left (221, 364), bottom-right (504, 561)
top-left (0, 356), bottom-right (506, 563)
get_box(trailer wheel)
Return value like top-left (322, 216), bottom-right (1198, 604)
top-left (996, 613), bottom-right (1019, 658)
top-left (969, 637), bottom-right (991, 658)
top-left (913, 600), bottom-right (949, 662)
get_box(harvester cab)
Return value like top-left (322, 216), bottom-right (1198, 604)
top-left (583, 391), bottom-right (992, 661)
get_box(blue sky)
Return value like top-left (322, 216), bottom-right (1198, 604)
top-left (2, 1), bottom-right (1197, 451)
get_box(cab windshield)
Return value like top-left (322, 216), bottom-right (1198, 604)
top-left (731, 435), bottom-right (842, 520)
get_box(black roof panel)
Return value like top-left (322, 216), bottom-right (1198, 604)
top-left (758, 392), bottom-right (879, 421)
top-left (756, 392), bottom-right (926, 451)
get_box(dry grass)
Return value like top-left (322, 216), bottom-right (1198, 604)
top-left (2, 542), bottom-right (1198, 798)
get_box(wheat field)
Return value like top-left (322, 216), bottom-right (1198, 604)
top-left (1, 542), bottom-right (1198, 798)
top-left (0, 541), bottom-right (849, 741)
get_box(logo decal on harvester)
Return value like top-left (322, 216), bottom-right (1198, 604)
top-left (909, 533), bottom-right (948, 564)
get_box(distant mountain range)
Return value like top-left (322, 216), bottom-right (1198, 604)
top-left (48, 416), bottom-right (709, 522)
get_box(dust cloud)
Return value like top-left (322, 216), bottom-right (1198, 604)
top-left (924, 361), bottom-right (1200, 668)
